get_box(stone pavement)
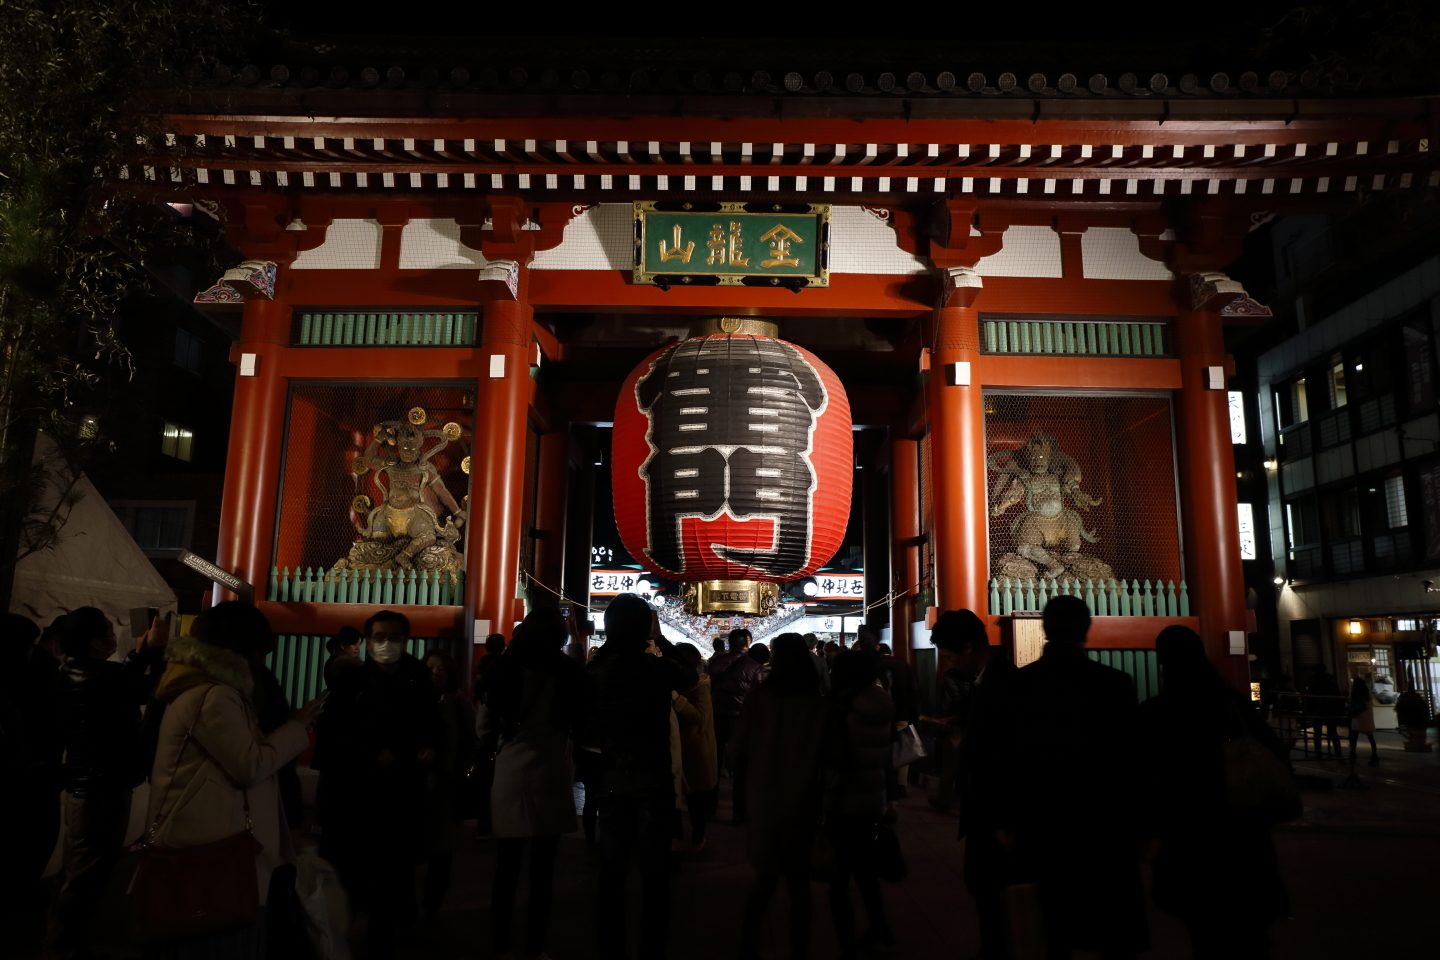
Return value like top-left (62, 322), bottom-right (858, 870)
top-left (15, 728), bottom-right (1440, 959)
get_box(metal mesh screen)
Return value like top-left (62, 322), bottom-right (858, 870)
top-left (274, 383), bottom-right (473, 579)
top-left (984, 392), bottom-right (1181, 597)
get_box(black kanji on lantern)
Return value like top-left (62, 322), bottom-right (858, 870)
top-left (635, 337), bottom-right (828, 577)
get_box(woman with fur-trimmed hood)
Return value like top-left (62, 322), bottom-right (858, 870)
top-left (143, 602), bottom-right (324, 955)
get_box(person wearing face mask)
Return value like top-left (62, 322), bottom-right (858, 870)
top-left (314, 609), bottom-right (441, 960)
top-left (52, 606), bottom-right (169, 960)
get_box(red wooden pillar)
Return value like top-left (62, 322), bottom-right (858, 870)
top-left (533, 428), bottom-right (570, 605)
top-left (1174, 300), bottom-right (1249, 686)
top-left (926, 278), bottom-right (990, 619)
top-left (214, 294), bottom-right (290, 603)
top-left (890, 436), bottom-right (921, 661)
top-left (468, 297), bottom-right (534, 638)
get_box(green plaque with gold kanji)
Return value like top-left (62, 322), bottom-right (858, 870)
top-left (633, 202), bottom-right (830, 287)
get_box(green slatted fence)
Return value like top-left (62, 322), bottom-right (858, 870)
top-left (982, 318), bottom-right (1170, 357)
top-left (295, 311), bottom-right (479, 346)
top-left (990, 576), bottom-right (1188, 617)
top-left (269, 566), bottom-right (463, 606)
top-left (1088, 649), bottom-right (1161, 701)
top-left (267, 634), bottom-right (466, 706)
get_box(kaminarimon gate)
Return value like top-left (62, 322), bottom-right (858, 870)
top-left (141, 52), bottom-right (1439, 692)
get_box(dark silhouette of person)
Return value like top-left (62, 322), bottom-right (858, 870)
top-left (932, 608), bottom-right (1016, 960)
top-left (1346, 672), bottom-right (1380, 768)
top-left (52, 607), bottom-right (167, 960)
top-left (485, 609), bottom-right (583, 959)
top-left (730, 633), bottom-right (827, 960)
top-left (587, 593), bottom-right (696, 960)
top-left (314, 609), bottom-right (440, 960)
top-left (634, 335), bottom-right (828, 577)
top-left (996, 595), bottom-right (1147, 959)
top-left (0, 613), bottom-right (62, 950)
top-left (824, 648), bottom-right (897, 958)
top-left (1140, 626), bottom-right (1292, 959)
top-left (1302, 666), bottom-right (1344, 757)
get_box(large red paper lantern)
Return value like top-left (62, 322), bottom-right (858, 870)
top-left (612, 327), bottom-right (852, 585)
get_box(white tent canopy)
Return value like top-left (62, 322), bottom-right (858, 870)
top-left (9, 435), bottom-right (176, 634)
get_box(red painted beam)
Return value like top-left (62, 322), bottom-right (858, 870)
top-left (528, 270), bottom-right (931, 317)
top-left (279, 347), bottom-right (488, 379)
top-left (980, 356), bottom-right (1182, 390)
top-left (257, 601), bottom-right (465, 638)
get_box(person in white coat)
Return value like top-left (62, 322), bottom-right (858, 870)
top-left (143, 602), bottom-right (323, 959)
top-left (482, 608), bottom-right (584, 960)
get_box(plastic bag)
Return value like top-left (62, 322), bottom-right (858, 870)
top-left (892, 724), bottom-right (927, 769)
top-left (294, 848), bottom-right (352, 960)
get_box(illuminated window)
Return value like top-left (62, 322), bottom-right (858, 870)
top-left (1384, 474), bottom-right (1409, 528)
top-left (1328, 354), bottom-right (1348, 409)
top-left (161, 421), bottom-right (194, 462)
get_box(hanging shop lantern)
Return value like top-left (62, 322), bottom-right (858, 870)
top-left (612, 318), bottom-right (852, 615)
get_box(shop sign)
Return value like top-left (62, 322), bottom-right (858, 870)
top-left (633, 201), bottom-right (829, 287)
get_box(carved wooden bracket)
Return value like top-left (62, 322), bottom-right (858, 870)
top-left (1188, 271), bottom-right (1273, 318)
top-left (193, 260), bottom-right (277, 310)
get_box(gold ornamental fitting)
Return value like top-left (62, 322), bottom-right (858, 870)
top-left (407, 406), bottom-right (428, 425)
top-left (350, 458), bottom-right (369, 475)
top-left (686, 579), bottom-right (780, 616)
top-left (350, 494), bottom-right (372, 514)
top-left (460, 455), bottom-right (471, 475)
top-left (690, 317), bottom-right (779, 339)
top-left (442, 421), bottom-right (462, 440)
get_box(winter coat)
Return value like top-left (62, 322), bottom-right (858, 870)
top-left (586, 643), bottom-right (695, 798)
top-left (485, 649), bottom-right (583, 837)
top-left (709, 649), bottom-right (765, 718)
top-left (1138, 684), bottom-right (1291, 924)
top-left (673, 676), bottom-right (718, 795)
top-left (57, 646), bottom-right (163, 794)
top-left (996, 642), bottom-right (1148, 955)
top-left (824, 683), bottom-right (895, 818)
top-left (731, 684), bottom-right (827, 872)
top-left (877, 655), bottom-right (919, 726)
top-left (145, 636), bottom-right (309, 906)
top-left (312, 652), bottom-right (440, 862)
top-left (1348, 677), bottom-right (1376, 734)
top-left (430, 690), bottom-right (478, 849)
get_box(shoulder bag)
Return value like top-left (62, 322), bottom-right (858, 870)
top-left (1222, 702), bottom-right (1302, 825)
top-left (127, 685), bottom-right (264, 944)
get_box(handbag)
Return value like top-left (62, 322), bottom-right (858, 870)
top-left (1222, 705), bottom-right (1302, 825)
top-left (892, 723), bottom-right (927, 769)
top-left (127, 687), bottom-right (264, 943)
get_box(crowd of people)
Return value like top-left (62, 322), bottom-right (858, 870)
top-left (0, 593), bottom-right (1301, 960)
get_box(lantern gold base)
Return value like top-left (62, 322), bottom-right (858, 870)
top-left (690, 317), bottom-right (780, 339)
top-left (681, 579), bottom-right (780, 616)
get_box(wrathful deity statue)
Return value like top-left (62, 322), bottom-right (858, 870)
top-left (988, 431), bottom-right (1114, 583)
top-left (337, 406), bottom-right (466, 574)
